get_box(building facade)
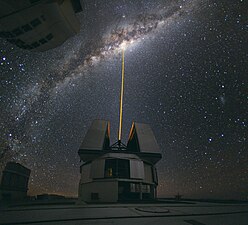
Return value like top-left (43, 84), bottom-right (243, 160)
top-left (78, 120), bottom-right (162, 203)
top-left (0, 0), bottom-right (83, 51)
top-left (0, 162), bottom-right (31, 201)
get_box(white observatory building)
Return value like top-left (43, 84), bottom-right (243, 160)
top-left (78, 120), bottom-right (162, 203)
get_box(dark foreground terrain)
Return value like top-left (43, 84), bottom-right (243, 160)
top-left (0, 200), bottom-right (248, 225)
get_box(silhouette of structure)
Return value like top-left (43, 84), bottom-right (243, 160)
top-left (37, 194), bottom-right (65, 200)
top-left (175, 193), bottom-right (183, 201)
top-left (78, 120), bottom-right (162, 203)
top-left (0, 162), bottom-right (31, 201)
top-left (0, 0), bottom-right (83, 51)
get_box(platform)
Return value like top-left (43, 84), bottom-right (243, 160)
top-left (0, 200), bottom-right (248, 225)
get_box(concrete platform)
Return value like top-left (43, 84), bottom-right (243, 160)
top-left (0, 201), bottom-right (248, 225)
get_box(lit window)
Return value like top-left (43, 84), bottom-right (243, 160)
top-left (104, 159), bottom-right (130, 178)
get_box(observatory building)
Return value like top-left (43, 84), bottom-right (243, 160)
top-left (0, 0), bottom-right (83, 51)
top-left (0, 162), bottom-right (31, 201)
top-left (78, 120), bottom-right (162, 203)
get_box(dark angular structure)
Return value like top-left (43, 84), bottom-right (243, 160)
top-left (78, 120), bottom-right (162, 203)
top-left (0, 0), bottom-right (83, 51)
top-left (0, 162), bottom-right (31, 201)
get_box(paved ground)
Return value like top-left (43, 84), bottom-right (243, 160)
top-left (0, 201), bottom-right (248, 225)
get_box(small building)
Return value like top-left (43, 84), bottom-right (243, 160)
top-left (78, 120), bottom-right (162, 203)
top-left (0, 162), bottom-right (31, 201)
top-left (175, 193), bottom-right (183, 201)
top-left (0, 0), bottom-right (83, 51)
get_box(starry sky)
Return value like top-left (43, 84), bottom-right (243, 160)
top-left (0, 0), bottom-right (247, 200)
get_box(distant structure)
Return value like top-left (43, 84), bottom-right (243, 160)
top-left (175, 193), bottom-right (182, 201)
top-left (37, 194), bottom-right (65, 200)
top-left (0, 162), bottom-right (31, 201)
top-left (78, 120), bottom-right (162, 203)
top-left (0, 0), bottom-right (83, 51)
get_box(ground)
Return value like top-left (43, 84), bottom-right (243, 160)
top-left (0, 200), bottom-right (248, 225)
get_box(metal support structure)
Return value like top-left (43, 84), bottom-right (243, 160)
top-left (111, 140), bottom-right (127, 151)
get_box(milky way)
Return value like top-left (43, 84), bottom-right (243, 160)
top-left (53, 0), bottom-right (199, 88)
top-left (2, 0), bottom-right (200, 150)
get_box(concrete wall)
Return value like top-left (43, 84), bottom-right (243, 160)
top-left (80, 120), bottom-right (109, 150)
top-left (130, 159), bottom-right (144, 179)
top-left (79, 180), bottom-right (118, 203)
top-left (90, 159), bottom-right (105, 179)
top-left (144, 163), bottom-right (153, 183)
top-left (0, 189), bottom-right (27, 201)
top-left (80, 163), bottom-right (92, 183)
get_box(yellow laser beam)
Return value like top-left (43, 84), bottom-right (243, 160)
top-left (118, 49), bottom-right (125, 141)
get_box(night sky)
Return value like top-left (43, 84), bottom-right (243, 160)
top-left (0, 0), bottom-right (247, 200)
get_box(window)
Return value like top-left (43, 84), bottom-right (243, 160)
top-left (130, 183), bottom-right (150, 193)
top-left (40, 15), bottom-right (46, 21)
top-left (142, 184), bottom-right (150, 193)
top-left (31, 42), bottom-right (40, 48)
top-left (30, 0), bottom-right (40, 3)
top-left (22, 24), bottom-right (32, 32)
top-left (2, 172), bottom-right (10, 186)
top-left (91, 193), bottom-right (99, 200)
top-left (104, 159), bottom-right (130, 178)
top-left (1, 32), bottom-right (14, 38)
top-left (12, 28), bottom-right (23, 36)
top-left (39, 38), bottom-right (47, 44)
top-left (30, 18), bottom-right (41, 27)
top-left (46, 33), bottom-right (53, 40)
top-left (118, 159), bottom-right (130, 178)
top-left (130, 183), bottom-right (139, 192)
